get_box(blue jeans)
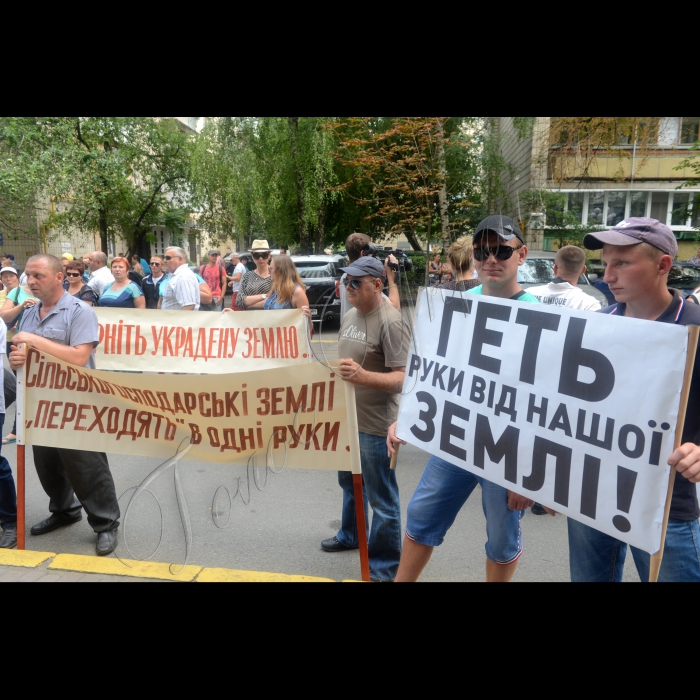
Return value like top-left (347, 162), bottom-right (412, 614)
top-left (0, 414), bottom-right (17, 529)
top-left (407, 456), bottom-right (524, 565)
top-left (337, 433), bottom-right (402, 582)
top-left (568, 518), bottom-right (700, 582)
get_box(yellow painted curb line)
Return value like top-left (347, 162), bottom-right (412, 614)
top-left (197, 568), bottom-right (335, 583)
top-left (0, 550), bottom-right (56, 569)
top-left (49, 554), bottom-right (202, 582)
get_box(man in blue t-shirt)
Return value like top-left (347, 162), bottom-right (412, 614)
top-left (568, 218), bottom-right (700, 582)
top-left (388, 216), bottom-right (541, 583)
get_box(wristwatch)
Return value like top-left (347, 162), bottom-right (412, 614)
top-left (262, 294), bottom-right (268, 300)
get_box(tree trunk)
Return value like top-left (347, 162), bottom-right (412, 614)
top-left (489, 117), bottom-right (500, 215)
top-left (315, 204), bottom-right (326, 254)
top-left (437, 121), bottom-right (451, 250)
top-left (288, 117), bottom-right (310, 254)
top-left (405, 227), bottom-right (424, 252)
top-left (99, 208), bottom-right (108, 254)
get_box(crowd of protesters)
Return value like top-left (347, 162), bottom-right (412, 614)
top-left (0, 219), bottom-right (697, 585)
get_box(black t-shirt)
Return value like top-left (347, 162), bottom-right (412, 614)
top-left (600, 290), bottom-right (700, 521)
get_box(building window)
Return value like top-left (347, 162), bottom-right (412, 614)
top-left (568, 193), bottom-right (585, 223)
top-left (672, 192), bottom-right (692, 226)
top-left (651, 193), bottom-right (670, 224)
top-left (630, 192), bottom-right (648, 218)
top-left (607, 192), bottom-right (627, 226)
top-left (680, 118), bottom-right (700, 145)
top-left (588, 194), bottom-right (605, 224)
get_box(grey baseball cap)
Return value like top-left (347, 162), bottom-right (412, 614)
top-left (584, 218), bottom-right (678, 257)
top-left (474, 215), bottom-right (524, 244)
top-left (340, 257), bottom-right (387, 280)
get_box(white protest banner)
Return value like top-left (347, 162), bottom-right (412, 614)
top-left (22, 348), bottom-right (360, 474)
top-left (94, 308), bottom-right (311, 373)
top-left (397, 290), bottom-right (690, 554)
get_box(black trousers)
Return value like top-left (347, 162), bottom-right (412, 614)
top-left (32, 447), bottom-right (120, 533)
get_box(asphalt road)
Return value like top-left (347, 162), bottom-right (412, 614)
top-left (3, 330), bottom-right (641, 583)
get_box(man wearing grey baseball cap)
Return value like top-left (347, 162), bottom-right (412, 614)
top-left (568, 217), bottom-right (700, 582)
top-left (321, 256), bottom-right (410, 582)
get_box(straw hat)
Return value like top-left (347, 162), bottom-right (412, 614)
top-left (250, 239), bottom-right (271, 253)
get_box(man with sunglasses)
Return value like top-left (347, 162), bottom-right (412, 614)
top-left (322, 257), bottom-right (410, 582)
top-left (143, 255), bottom-right (169, 310)
top-left (388, 216), bottom-right (540, 583)
top-left (160, 247), bottom-right (200, 311)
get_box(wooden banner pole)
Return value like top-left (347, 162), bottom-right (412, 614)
top-left (353, 476), bottom-right (371, 582)
top-left (17, 445), bottom-right (25, 551)
top-left (649, 325), bottom-right (699, 583)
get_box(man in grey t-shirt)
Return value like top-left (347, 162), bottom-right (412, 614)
top-left (10, 254), bottom-right (120, 556)
top-left (321, 257), bottom-right (410, 582)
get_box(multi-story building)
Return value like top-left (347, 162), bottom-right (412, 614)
top-left (494, 117), bottom-right (700, 260)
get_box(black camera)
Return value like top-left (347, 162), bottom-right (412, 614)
top-left (364, 244), bottom-right (413, 282)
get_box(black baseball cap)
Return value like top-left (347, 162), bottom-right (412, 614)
top-left (474, 216), bottom-right (524, 244)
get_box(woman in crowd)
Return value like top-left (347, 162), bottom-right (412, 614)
top-left (99, 257), bottom-right (146, 309)
top-left (227, 254), bottom-right (310, 314)
top-left (429, 252), bottom-right (442, 286)
top-left (438, 237), bottom-right (479, 292)
top-left (0, 266), bottom-right (37, 446)
top-left (441, 251), bottom-right (454, 284)
top-left (236, 240), bottom-right (273, 310)
top-left (65, 260), bottom-right (97, 306)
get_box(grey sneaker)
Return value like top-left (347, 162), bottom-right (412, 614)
top-left (0, 527), bottom-right (17, 550)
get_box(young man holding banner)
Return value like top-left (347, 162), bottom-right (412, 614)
top-left (388, 216), bottom-right (540, 583)
top-left (323, 257), bottom-right (409, 583)
top-left (10, 255), bottom-right (121, 556)
top-left (570, 218), bottom-right (700, 582)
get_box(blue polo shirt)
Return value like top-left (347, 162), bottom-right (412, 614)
top-left (20, 291), bottom-right (100, 369)
top-left (601, 290), bottom-right (700, 521)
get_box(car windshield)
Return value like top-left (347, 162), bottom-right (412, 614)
top-left (518, 259), bottom-right (587, 285)
top-left (295, 262), bottom-right (334, 279)
top-left (669, 265), bottom-right (700, 290)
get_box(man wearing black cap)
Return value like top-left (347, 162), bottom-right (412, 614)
top-left (569, 217), bottom-right (700, 582)
top-left (388, 216), bottom-right (541, 583)
top-left (321, 257), bottom-right (410, 583)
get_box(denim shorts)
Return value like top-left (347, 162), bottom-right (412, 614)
top-left (406, 456), bottom-right (524, 565)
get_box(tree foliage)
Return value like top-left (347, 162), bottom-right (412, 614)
top-left (0, 117), bottom-right (194, 256)
top-left (327, 117), bottom-right (481, 251)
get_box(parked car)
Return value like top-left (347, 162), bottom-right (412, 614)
top-left (668, 263), bottom-right (700, 298)
top-left (291, 255), bottom-right (348, 326)
top-left (518, 251), bottom-right (609, 308)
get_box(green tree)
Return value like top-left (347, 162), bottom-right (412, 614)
top-left (0, 117), bottom-right (195, 257)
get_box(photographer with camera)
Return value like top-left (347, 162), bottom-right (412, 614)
top-left (339, 234), bottom-right (401, 322)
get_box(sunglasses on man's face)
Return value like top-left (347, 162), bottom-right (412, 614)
top-left (342, 278), bottom-right (371, 291)
top-left (150, 262), bottom-right (162, 267)
top-left (473, 246), bottom-right (519, 263)
top-left (253, 253), bottom-right (270, 261)
top-left (164, 256), bottom-right (179, 262)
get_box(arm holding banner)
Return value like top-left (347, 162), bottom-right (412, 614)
top-left (10, 334), bottom-right (94, 370)
top-left (339, 359), bottom-right (406, 394)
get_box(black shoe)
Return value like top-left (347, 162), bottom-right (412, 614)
top-left (531, 505), bottom-right (548, 516)
top-left (31, 513), bottom-right (82, 536)
top-left (321, 537), bottom-right (358, 553)
top-left (0, 527), bottom-right (17, 549)
top-left (96, 530), bottom-right (118, 557)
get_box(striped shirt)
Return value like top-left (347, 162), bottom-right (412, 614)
top-left (236, 271), bottom-right (273, 310)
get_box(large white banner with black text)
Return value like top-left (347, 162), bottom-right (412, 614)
top-left (397, 290), bottom-right (690, 554)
